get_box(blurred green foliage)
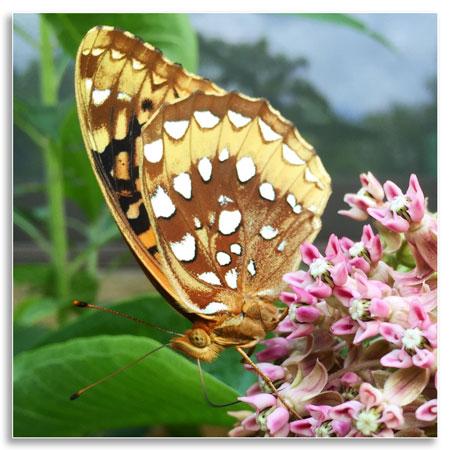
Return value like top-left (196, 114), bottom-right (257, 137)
top-left (13, 13), bottom-right (436, 437)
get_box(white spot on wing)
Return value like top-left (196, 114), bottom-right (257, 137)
top-left (150, 186), bottom-right (176, 218)
top-left (91, 47), bottom-right (105, 56)
top-left (144, 139), bottom-right (163, 163)
top-left (236, 156), bottom-right (256, 183)
top-left (258, 118), bottom-right (282, 142)
top-left (259, 182), bottom-right (275, 201)
top-left (218, 195), bottom-right (233, 206)
top-left (132, 59), bottom-right (145, 70)
top-left (198, 272), bottom-right (221, 286)
top-left (164, 120), bottom-right (189, 140)
top-left (173, 173), bottom-right (192, 199)
top-left (218, 148), bottom-right (230, 162)
top-left (200, 302), bottom-right (228, 314)
top-left (225, 268), bottom-right (238, 289)
top-left (247, 260), bottom-right (256, 276)
top-left (92, 89), bottom-right (111, 106)
top-left (194, 110), bottom-right (220, 128)
top-left (216, 251), bottom-right (231, 266)
top-left (228, 110), bottom-right (251, 128)
top-left (286, 193), bottom-right (302, 214)
top-left (194, 217), bottom-right (202, 229)
top-left (277, 240), bottom-right (287, 252)
top-left (282, 144), bottom-right (305, 165)
top-left (84, 78), bottom-right (93, 94)
top-left (230, 243), bottom-right (242, 255)
top-left (117, 92), bottom-right (132, 102)
top-left (287, 193), bottom-right (297, 208)
top-left (198, 157), bottom-right (212, 182)
top-left (111, 49), bottom-right (125, 60)
top-left (218, 210), bottom-right (242, 235)
top-left (260, 225), bottom-right (278, 240)
top-left (305, 168), bottom-right (320, 185)
top-left (209, 212), bottom-right (216, 225)
top-left (170, 233), bottom-right (196, 262)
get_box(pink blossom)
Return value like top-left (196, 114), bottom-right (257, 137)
top-left (379, 301), bottom-right (436, 369)
top-left (340, 225), bottom-right (383, 273)
top-left (368, 174), bottom-right (425, 233)
top-left (339, 172), bottom-right (385, 221)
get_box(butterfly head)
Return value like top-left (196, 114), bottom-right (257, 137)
top-left (171, 323), bottom-right (224, 362)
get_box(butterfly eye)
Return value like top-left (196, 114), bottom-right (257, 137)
top-left (189, 328), bottom-right (210, 348)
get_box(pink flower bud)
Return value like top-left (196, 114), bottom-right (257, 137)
top-left (238, 393), bottom-right (276, 412)
top-left (379, 323), bottom-right (404, 344)
top-left (341, 372), bottom-right (361, 386)
top-left (381, 349), bottom-right (413, 368)
top-left (290, 418), bottom-right (316, 437)
top-left (369, 298), bottom-right (390, 319)
top-left (381, 404), bottom-right (404, 429)
top-left (412, 348), bottom-right (435, 369)
top-left (295, 306), bottom-right (321, 323)
top-left (359, 383), bottom-right (382, 407)
top-left (415, 399), bottom-right (437, 422)
top-left (331, 400), bottom-right (363, 421)
top-left (256, 363), bottom-right (286, 382)
top-left (360, 172), bottom-right (385, 201)
top-left (301, 243), bottom-right (322, 265)
top-left (267, 407), bottom-right (290, 435)
top-left (331, 316), bottom-right (358, 336)
top-left (306, 404), bottom-right (332, 422)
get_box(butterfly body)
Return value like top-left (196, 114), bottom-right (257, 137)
top-left (75, 26), bottom-right (331, 362)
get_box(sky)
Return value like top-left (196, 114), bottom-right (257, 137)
top-left (14, 13), bottom-right (436, 120)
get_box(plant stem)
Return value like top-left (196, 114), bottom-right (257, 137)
top-left (39, 16), bottom-right (70, 323)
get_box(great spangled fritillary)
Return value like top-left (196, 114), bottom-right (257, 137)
top-left (75, 26), bottom-right (331, 362)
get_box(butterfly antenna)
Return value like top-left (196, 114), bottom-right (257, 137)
top-left (70, 343), bottom-right (168, 400)
top-left (236, 347), bottom-right (301, 420)
top-left (196, 359), bottom-right (241, 408)
top-left (72, 300), bottom-right (183, 337)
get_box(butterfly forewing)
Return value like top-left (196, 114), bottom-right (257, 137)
top-left (140, 91), bottom-right (332, 318)
top-left (75, 26), bottom-right (223, 309)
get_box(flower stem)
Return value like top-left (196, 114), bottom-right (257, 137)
top-left (39, 16), bottom-right (70, 324)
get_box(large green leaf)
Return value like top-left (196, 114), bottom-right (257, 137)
top-left (26, 295), bottom-right (256, 393)
top-left (44, 13), bottom-right (198, 72)
top-left (14, 335), bottom-right (240, 437)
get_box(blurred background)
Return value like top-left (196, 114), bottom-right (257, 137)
top-left (13, 13), bottom-right (437, 437)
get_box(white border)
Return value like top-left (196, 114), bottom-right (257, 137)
top-left (4, 1), bottom-right (448, 449)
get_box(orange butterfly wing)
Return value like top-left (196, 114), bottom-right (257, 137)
top-left (75, 26), bottom-right (222, 314)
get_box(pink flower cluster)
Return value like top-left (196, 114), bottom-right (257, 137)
top-left (229, 173), bottom-right (437, 438)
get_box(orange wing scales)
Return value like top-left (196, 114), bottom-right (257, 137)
top-left (75, 27), bottom-right (331, 361)
top-left (75, 26), bottom-right (222, 313)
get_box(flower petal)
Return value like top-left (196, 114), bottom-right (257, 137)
top-left (381, 349), bottom-right (413, 368)
top-left (383, 366), bottom-right (429, 406)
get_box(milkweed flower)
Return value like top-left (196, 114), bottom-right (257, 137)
top-left (229, 173), bottom-right (436, 438)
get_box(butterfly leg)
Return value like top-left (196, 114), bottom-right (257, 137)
top-left (236, 347), bottom-right (301, 420)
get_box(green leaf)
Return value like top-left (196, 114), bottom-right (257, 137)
top-left (25, 295), bottom-right (256, 393)
top-left (44, 13), bottom-right (198, 72)
top-left (13, 324), bottom-right (51, 356)
top-left (14, 263), bottom-right (53, 290)
top-left (14, 335), bottom-right (239, 436)
top-left (14, 297), bottom-right (58, 326)
top-left (297, 14), bottom-right (396, 51)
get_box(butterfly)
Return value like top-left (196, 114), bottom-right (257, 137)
top-left (75, 26), bottom-right (331, 363)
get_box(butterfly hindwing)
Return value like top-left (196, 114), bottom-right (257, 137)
top-left (140, 91), bottom-right (332, 317)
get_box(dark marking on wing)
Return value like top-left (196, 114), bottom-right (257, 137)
top-left (92, 116), bottom-right (157, 253)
